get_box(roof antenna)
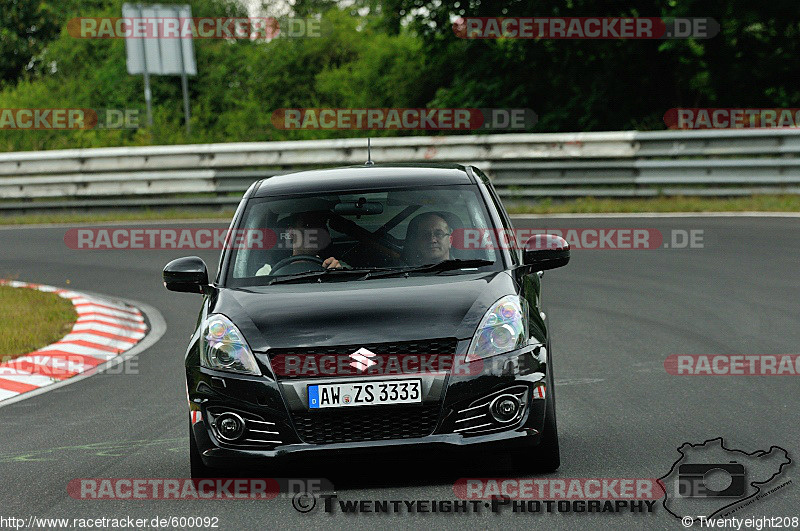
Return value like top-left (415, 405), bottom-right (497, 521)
top-left (365, 138), bottom-right (374, 166)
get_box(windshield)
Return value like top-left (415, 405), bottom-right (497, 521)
top-left (225, 184), bottom-right (500, 286)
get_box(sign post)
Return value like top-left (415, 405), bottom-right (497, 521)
top-left (137, 33), bottom-right (153, 127)
top-left (123, 3), bottom-right (197, 133)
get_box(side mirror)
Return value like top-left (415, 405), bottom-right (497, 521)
top-left (163, 256), bottom-right (209, 294)
top-left (523, 234), bottom-right (570, 271)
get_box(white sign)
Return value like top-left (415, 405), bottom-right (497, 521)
top-left (123, 3), bottom-right (197, 76)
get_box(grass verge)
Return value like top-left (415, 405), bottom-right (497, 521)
top-left (506, 195), bottom-right (800, 214)
top-left (0, 208), bottom-right (237, 226)
top-left (0, 285), bottom-right (77, 362)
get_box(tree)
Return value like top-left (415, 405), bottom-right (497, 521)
top-left (393, 0), bottom-right (800, 131)
top-left (0, 0), bottom-right (62, 86)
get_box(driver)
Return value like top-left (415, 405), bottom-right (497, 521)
top-left (255, 211), bottom-right (343, 275)
top-left (403, 212), bottom-right (452, 265)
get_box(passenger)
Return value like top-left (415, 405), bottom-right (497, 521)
top-left (403, 212), bottom-right (452, 265)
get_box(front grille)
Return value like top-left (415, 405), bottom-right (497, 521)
top-left (269, 338), bottom-right (457, 357)
top-left (292, 404), bottom-right (441, 444)
top-left (267, 338), bottom-right (458, 380)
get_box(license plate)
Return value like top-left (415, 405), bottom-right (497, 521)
top-left (308, 379), bottom-right (422, 409)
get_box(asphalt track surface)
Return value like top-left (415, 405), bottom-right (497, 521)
top-left (0, 216), bottom-right (797, 530)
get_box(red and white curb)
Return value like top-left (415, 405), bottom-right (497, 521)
top-left (0, 280), bottom-right (149, 402)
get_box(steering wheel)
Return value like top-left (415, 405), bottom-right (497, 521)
top-left (269, 255), bottom-right (325, 276)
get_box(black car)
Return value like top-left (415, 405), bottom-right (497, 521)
top-left (163, 163), bottom-right (570, 477)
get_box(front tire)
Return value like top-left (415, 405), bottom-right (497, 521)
top-left (190, 424), bottom-right (217, 479)
top-left (506, 384), bottom-right (560, 473)
top-left (507, 349), bottom-right (561, 473)
top-left (533, 386), bottom-right (561, 472)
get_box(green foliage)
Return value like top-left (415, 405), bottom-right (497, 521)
top-left (0, 4), bottom-right (432, 149)
top-left (398, 0), bottom-right (800, 131)
top-left (1, 0), bottom-right (800, 151)
top-left (0, 0), bottom-right (64, 85)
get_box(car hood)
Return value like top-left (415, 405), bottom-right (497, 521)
top-left (210, 272), bottom-right (517, 350)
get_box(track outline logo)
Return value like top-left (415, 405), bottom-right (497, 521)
top-left (658, 437), bottom-right (792, 524)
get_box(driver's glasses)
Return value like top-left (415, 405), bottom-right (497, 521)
top-left (413, 229), bottom-right (451, 240)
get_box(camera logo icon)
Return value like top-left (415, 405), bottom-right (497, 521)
top-left (677, 462), bottom-right (746, 497)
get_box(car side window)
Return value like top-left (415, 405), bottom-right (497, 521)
top-left (474, 168), bottom-right (520, 265)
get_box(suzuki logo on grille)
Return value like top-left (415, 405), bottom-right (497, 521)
top-left (349, 347), bottom-right (378, 372)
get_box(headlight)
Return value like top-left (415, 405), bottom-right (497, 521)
top-left (201, 314), bottom-right (261, 375)
top-left (466, 295), bottom-right (529, 361)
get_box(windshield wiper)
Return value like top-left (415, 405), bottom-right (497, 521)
top-left (363, 259), bottom-right (495, 280)
top-left (266, 260), bottom-right (493, 284)
top-left (267, 268), bottom-right (375, 285)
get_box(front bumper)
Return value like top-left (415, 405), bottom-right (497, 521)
top-left (187, 342), bottom-right (548, 468)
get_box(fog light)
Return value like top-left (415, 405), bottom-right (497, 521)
top-left (490, 394), bottom-right (521, 423)
top-left (215, 412), bottom-right (245, 441)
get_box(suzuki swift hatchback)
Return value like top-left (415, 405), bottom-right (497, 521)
top-left (163, 164), bottom-right (570, 478)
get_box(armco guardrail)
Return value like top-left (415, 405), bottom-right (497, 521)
top-left (1, 129), bottom-right (800, 211)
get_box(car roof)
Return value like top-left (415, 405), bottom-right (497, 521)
top-left (252, 163), bottom-right (474, 197)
